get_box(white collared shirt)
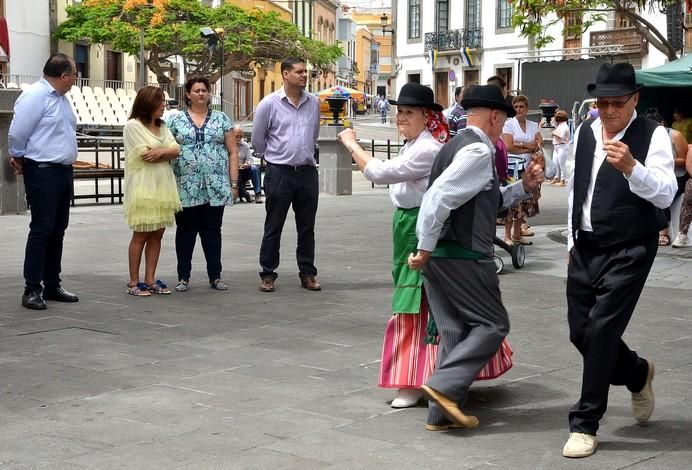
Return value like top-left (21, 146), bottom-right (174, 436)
top-left (567, 111), bottom-right (677, 250)
top-left (363, 129), bottom-right (443, 209)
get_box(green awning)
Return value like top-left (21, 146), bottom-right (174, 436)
top-left (635, 55), bottom-right (692, 87)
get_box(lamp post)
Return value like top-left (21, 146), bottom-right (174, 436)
top-left (200, 27), bottom-right (225, 113)
top-left (139, 26), bottom-right (146, 88)
top-left (380, 13), bottom-right (395, 35)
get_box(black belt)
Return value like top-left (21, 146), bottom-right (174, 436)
top-left (267, 162), bottom-right (315, 172)
top-left (24, 158), bottom-right (72, 169)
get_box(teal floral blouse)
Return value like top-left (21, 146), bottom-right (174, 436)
top-left (168, 110), bottom-right (233, 207)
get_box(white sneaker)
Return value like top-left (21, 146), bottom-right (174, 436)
top-left (391, 389), bottom-right (423, 408)
top-left (672, 233), bottom-right (688, 248)
top-left (632, 360), bottom-right (655, 423)
top-left (562, 432), bottom-right (598, 458)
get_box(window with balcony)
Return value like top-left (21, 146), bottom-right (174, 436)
top-left (437, 0), bottom-right (449, 32)
top-left (466, 0), bottom-right (480, 30)
top-left (563, 10), bottom-right (583, 52)
top-left (409, 0), bottom-right (421, 39)
top-left (497, 0), bottom-right (512, 30)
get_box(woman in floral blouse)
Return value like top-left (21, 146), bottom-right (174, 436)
top-left (167, 76), bottom-right (239, 292)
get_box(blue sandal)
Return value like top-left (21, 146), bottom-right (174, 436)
top-left (127, 282), bottom-right (151, 297)
top-left (148, 280), bottom-right (171, 295)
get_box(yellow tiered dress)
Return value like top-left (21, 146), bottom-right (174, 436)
top-left (123, 119), bottom-right (182, 232)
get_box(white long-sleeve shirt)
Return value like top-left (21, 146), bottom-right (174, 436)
top-left (363, 129), bottom-right (443, 209)
top-left (567, 111), bottom-right (677, 250)
top-left (416, 126), bottom-right (529, 252)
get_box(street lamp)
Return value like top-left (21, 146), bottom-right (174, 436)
top-left (380, 13), bottom-right (395, 35)
top-left (200, 27), bottom-right (225, 112)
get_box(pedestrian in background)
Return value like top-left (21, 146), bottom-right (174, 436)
top-left (252, 58), bottom-right (321, 293)
top-left (8, 53), bottom-right (80, 310)
top-left (550, 109), bottom-right (570, 186)
top-left (563, 62), bottom-right (676, 459)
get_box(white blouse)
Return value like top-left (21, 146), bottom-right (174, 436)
top-left (503, 117), bottom-right (539, 160)
top-left (363, 129), bottom-right (443, 209)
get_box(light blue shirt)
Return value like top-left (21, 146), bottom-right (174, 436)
top-left (251, 86), bottom-right (320, 166)
top-left (9, 78), bottom-right (78, 165)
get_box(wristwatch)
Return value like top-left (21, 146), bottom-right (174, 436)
top-left (231, 182), bottom-right (239, 189)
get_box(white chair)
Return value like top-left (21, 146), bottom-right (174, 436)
top-left (20, 83), bottom-right (30, 91)
top-left (105, 87), bottom-right (116, 98)
top-left (93, 86), bottom-right (105, 96)
top-left (126, 88), bottom-right (137, 99)
top-left (115, 88), bottom-right (127, 98)
top-left (82, 85), bottom-right (94, 96)
top-left (6, 82), bottom-right (18, 88)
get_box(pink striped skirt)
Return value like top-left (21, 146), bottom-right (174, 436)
top-left (379, 304), bottom-right (437, 389)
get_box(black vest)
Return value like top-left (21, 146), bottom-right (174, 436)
top-left (572, 116), bottom-right (666, 246)
top-left (427, 128), bottom-right (501, 256)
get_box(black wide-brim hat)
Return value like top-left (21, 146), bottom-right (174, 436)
top-left (587, 62), bottom-right (642, 97)
top-left (461, 84), bottom-right (515, 116)
top-left (388, 82), bottom-right (443, 112)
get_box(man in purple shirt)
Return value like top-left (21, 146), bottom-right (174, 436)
top-left (252, 58), bottom-right (321, 293)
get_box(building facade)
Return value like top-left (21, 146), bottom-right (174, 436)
top-left (394, 0), bottom-right (681, 109)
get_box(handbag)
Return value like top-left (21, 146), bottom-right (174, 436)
top-left (475, 338), bottom-right (513, 380)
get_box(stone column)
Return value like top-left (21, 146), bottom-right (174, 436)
top-left (0, 89), bottom-right (25, 215)
top-left (317, 125), bottom-right (352, 195)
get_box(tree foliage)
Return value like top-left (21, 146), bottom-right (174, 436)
top-left (511, 0), bottom-right (682, 61)
top-left (54, 0), bottom-right (343, 84)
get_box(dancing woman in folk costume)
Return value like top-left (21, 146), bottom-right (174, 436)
top-left (339, 83), bottom-right (445, 407)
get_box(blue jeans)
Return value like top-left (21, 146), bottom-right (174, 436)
top-left (239, 165), bottom-right (261, 196)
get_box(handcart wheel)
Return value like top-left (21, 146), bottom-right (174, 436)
top-left (511, 244), bottom-right (525, 269)
top-left (493, 255), bottom-right (504, 274)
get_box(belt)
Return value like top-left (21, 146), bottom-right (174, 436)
top-left (24, 158), bottom-right (72, 169)
top-left (267, 162), bottom-right (315, 171)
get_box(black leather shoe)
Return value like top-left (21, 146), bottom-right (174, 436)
top-left (43, 287), bottom-right (79, 303)
top-left (22, 292), bottom-right (47, 310)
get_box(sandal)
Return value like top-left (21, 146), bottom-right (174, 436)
top-left (175, 280), bottom-right (189, 292)
top-left (148, 280), bottom-right (171, 295)
top-left (512, 237), bottom-right (533, 245)
top-left (521, 228), bottom-right (535, 237)
top-left (127, 282), bottom-right (151, 297)
top-left (658, 233), bottom-right (671, 246)
top-left (210, 279), bottom-right (228, 291)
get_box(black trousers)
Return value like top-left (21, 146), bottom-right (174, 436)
top-left (174, 204), bottom-right (225, 282)
top-left (22, 160), bottom-right (73, 295)
top-left (566, 231), bottom-right (657, 434)
top-left (259, 163), bottom-right (318, 280)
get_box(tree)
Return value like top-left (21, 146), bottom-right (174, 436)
top-left (511, 0), bottom-right (682, 62)
top-left (54, 0), bottom-right (343, 85)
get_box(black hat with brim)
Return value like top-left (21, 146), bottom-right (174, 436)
top-left (461, 84), bottom-right (515, 116)
top-left (587, 62), bottom-right (642, 97)
top-left (388, 82), bottom-right (443, 112)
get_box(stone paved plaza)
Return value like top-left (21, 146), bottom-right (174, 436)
top-left (1, 182), bottom-right (691, 469)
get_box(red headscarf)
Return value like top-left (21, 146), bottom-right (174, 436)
top-left (423, 108), bottom-right (451, 143)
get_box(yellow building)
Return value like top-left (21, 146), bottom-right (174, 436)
top-left (351, 11), bottom-right (394, 98)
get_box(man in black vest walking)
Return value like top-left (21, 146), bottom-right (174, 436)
top-left (407, 85), bottom-right (543, 431)
top-left (563, 63), bottom-right (677, 458)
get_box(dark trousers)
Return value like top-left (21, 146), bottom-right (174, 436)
top-left (174, 204), bottom-right (225, 282)
top-left (239, 166), bottom-right (262, 197)
top-left (22, 160), bottom-right (73, 295)
top-left (259, 163), bottom-right (318, 280)
top-left (566, 232), bottom-right (657, 435)
top-left (423, 258), bottom-right (509, 425)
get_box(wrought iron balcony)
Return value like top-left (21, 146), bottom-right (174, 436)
top-left (424, 28), bottom-right (483, 52)
top-left (589, 27), bottom-right (647, 55)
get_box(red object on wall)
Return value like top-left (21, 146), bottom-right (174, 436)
top-left (0, 18), bottom-right (10, 59)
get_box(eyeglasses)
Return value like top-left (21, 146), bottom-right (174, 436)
top-left (596, 94), bottom-right (634, 109)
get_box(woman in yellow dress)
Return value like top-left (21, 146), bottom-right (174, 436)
top-left (123, 86), bottom-right (182, 296)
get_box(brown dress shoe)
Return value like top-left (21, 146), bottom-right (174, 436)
top-left (300, 276), bottom-right (321, 291)
top-left (420, 384), bottom-right (479, 428)
top-left (259, 278), bottom-right (275, 292)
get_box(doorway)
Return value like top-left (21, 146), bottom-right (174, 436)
top-left (435, 71), bottom-right (449, 108)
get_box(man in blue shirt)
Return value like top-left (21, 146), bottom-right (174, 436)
top-left (252, 58), bottom-right (321, 293)
top-left (8, 53), bottom-right (79, 310)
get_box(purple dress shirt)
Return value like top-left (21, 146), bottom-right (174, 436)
top-left (251, 87), bottom-right (320, 166)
